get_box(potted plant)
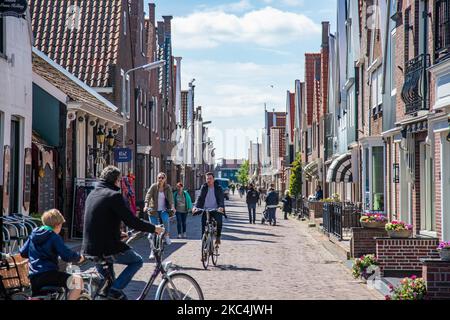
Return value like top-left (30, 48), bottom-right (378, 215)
top-left (360, 213), bottom-right (388, 229)
top-left (385, 220), bottom-right (413, 238)
top-left (352, 254), bottom-right (379, 280)
top-left (386, 276), bottom-right (426, 300)
top-left (437, 241), bottom-right (450, 261)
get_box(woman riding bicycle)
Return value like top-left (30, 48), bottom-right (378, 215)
top-left (144, 172), bottom-right (176, 259)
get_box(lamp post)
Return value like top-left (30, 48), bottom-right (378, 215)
top-left (121, 60), bottom-right (166, 147)
top-left (90, 126), bottom-right (117, 176)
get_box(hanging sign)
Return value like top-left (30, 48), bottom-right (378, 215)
top-left (0, 0), bottom-right (28, 16)
top-left (114, 148), bottom-right (133, 163)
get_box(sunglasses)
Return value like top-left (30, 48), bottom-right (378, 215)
top-left (158, 177), bottom-right (165, 180)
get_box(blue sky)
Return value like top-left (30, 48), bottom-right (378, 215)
top-left (149, 0), bottom-right (337, 160)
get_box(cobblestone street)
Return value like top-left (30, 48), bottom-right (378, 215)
top-left (115, 195), bottom-right (383, 300)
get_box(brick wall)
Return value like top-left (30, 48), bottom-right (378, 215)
top-left (422, 260), bottom-right (450, 300)
top-left (376, 238), bottom-right (440, 276)
top-left (350, 228), bottom-right (387, 258)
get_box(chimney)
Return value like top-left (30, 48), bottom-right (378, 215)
top-left (148, 3), bottom-right (156, 25)
top-left (162, 15), bottom-right (173, 35)
top-left (322, 21), bottom-right (330, 49)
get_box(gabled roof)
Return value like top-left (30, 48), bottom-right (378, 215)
top-left (32, 48), bottom-right (125, 126)
top-left (29, 0), bottom-right (122, 88)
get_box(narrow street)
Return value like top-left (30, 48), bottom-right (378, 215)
top-left (117, 195), bottom-right (382, 300)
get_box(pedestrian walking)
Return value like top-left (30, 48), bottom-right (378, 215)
top-left (282, 190), bottom-right (293, 220)
top-left (265, 184), bottom-right (279, 226)
top-left (173, 182), bottom-right (193, 239)
top-left (246, 184), bottom-right (259, 224)
top-left (231, 184), bottom-right (236, 195)
top-left (239, 185), bottom-right (245, 198)
top-left (144, 172), bottom-right (176, 259)
top-left (257, 186), bottom-right (263, 206)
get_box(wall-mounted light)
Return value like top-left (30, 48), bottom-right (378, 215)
top-left (393, 163), bottom-right (400, 184)
top-left (96, 126), bottom-right (106, 145)
top-left (106, 128), bottom-right (115, 149)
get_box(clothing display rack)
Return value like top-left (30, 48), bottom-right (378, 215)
top-left (71, 178), bottom-right (98, 240)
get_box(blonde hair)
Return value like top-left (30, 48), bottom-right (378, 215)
top-left (41, 209), bottom-right (66, 228)
top-left (285, 190), bottom-right (290, 196)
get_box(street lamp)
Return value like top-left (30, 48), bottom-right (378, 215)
top-left (96, 126), bottom-right (106, 145)
top-left (121, 60), bottom-right (166, 147)
top-left (106, 128), bottom-right (115, 149)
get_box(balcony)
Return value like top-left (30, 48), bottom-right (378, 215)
top-left (401, 54), bottom-right (430, 115)
top-left (435, 0), bottom-right (450, 63)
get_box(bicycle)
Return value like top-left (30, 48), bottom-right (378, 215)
top-left (194, 209), bottom-right (226, 270)
top-left (0, 253), bottom-right (90, 300)
top-left (80, 226), bottom-right (204, 300)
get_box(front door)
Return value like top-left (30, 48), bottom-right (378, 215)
top-left (9, 118), bottom-right (21, 213)
top-left (442, 133), bottom-right (450, 241)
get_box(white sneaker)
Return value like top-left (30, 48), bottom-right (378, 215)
top-left (177, 234), bottom-right (182, 239)
top-left (183, 232), bottom-right (187, 238)
top-left (165, 236), bottom-right (172, 245)
top-left (148, 251), bottom-right (155, 260)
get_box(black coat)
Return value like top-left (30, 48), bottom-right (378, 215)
top-left (195, 181), bottom-right (225, 211)
top-left (282, 196), bottom-right (293, 212)
top-left (82, 181), bottom-right (156, 256)
top-left (246, 189), bottom-right (259, 205)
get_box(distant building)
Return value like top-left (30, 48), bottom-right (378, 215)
top-left (215, 159), bottom-right (244, 182)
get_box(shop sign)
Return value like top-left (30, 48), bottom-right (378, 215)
top-left (0, 0), bottom-right (28, 17)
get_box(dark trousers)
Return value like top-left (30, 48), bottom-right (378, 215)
top-left (201, 212), bottom-right (223, 238)
top-left (176, 212), bottom-right (188, 234)
top-left (247, 203), bottom-right (256, 223)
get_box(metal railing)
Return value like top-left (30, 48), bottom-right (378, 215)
top-left (322, 202), bottom-right (361, 240)
top-left (401, 54), bottom-right (430, 115)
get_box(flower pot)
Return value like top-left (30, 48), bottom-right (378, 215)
top-left (387, 229), bottom-right (412, 238)
top-left (361, 221), bottom-right (387, 229)
top-left (439, 249), bottom-right (450, 261)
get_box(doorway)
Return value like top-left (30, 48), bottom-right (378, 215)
top-left (9, 117), bottom-right (21, 213)
top-left (442, 133), bottom-right (450, 241)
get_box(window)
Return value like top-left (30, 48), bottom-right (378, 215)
top-left (0, 17), bottom-right (4, 56)
top-left (123, 11), bottom-right (127, 35)
top-left (371, 67), bottom-right (383, 116)
top-left (140, 22), bottom-right (145, 56)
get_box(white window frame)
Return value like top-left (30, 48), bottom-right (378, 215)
top-left (123, 11), bottom-right (127, 35)
top-left (371, 67), bottom-right (383, 116)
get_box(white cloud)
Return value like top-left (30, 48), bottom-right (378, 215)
top-left (181, 60), bottom-right (303, 119)
top-left (262, 0), bottom-right (305, 7)
top-left (172, 6), bottom-right (321, 49)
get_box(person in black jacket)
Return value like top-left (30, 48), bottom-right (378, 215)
top-left (82, 166), bottom-right (163, 300)
top-left (282, 190), bottom-right (293, 220)
top-left (246, 184), bottom-right (259, 224)
top-left (193, 172), bottom-right (225, 247)
top-left (265, 185), bottom-right (279, 226)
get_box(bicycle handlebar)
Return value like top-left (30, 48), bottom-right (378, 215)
top-left (193, 208), bottom-right (227, 218)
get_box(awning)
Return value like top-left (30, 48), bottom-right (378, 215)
top-left (326, 152), bottom-right (353, 183)
top-left (303, 159), bottom-right (320, 180)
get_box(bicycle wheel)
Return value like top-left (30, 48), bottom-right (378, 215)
top-left (156, 273), bottom-right (204, 300)
top-left (211, 233), bottom-right (219, 266)
top-left (201, 235), bottom-right (210, 269)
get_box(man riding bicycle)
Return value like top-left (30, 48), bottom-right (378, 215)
top-left (192, 172), bottom-right (225, 247)
top-left (82, 166), bottom-right (164, 300)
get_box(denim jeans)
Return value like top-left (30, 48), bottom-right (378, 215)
top-left (148, 210), bottom-right (170, 232)
top-left (96, 249), bottom-right (143, 291)
top-left (247, 203), bottom-right (256, 223)
top-left (176, 212), bottom-right (188, 234)
top-left (267, 207), bottom-right (277, 225)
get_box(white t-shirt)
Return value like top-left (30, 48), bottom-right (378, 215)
top-left (158, 191), bottom-right (166, 211)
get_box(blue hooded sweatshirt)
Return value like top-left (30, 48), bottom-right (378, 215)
top-left (19, 227), bottom-right (81, 278)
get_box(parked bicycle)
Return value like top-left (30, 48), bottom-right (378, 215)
top-left (194, 209), bottom-right (226, 270)
top-left (79, 226), bottom-right (204, 300)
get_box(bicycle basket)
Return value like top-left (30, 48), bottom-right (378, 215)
top-left (0, 255), bottom-right (30, 289)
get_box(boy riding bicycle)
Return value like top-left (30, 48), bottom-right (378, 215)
top-left (19, 209), bottom-right (84, 300)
